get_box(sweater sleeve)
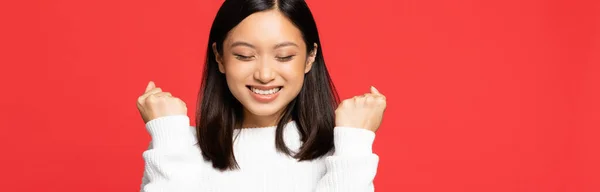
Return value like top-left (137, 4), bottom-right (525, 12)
top-left (314, 127), bottom-right (379, 192)
top-left (139, 115), bottom-right (204, 192)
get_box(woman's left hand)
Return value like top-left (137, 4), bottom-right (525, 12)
top-left (335, 86), bottom-right (387, 132)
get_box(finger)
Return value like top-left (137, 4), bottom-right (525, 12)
top-left (370, 86), bottom-right (382, 95)
top-left (153, 92), bottom-right (172, 98)
top-left (369, 93), bottom-right (386, 102)
top-left (145, 81), bottom-right (155, 93)
top-left (144, 88), bottom-right (163, 97)
top-left (138, 87), bottom-right (163, 103)
top-left (354, 95), bottom-right (365, 105)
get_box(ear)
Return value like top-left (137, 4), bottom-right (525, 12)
top-left (212, 42), bottom-right (225, 74)
top-left (305, 43), bottom-right (318, 74)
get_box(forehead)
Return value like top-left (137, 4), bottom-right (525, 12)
top-left (225, 10), bottom-right (305, 48)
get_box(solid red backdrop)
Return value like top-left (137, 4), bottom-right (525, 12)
top-left (0, 0), bottom-right (598, 191)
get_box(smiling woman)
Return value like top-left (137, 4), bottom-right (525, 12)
top-left (211, 9), bottom-right (316, 126)
top-left (136, 0), bottom-right (387, 191)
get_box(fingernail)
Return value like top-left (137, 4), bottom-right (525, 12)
top-left (146, 81), bottom-right (154, 91)
top-left (371, 86), bottom-right (380, 94)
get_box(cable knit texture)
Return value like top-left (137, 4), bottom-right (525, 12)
top-left (140, 115), bottom-right (379, 192)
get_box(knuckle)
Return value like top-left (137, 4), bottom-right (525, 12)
top-left (355, 97), bottom-right (365, 103)
top-left (146, 95), bottom-right (158, 103)
top-left (346, 99), bottom-right (356, 105)
top-left (175, 97), bottom-right (186, 105)
top-left (379, 100), bottom-right (387, 108)
top-left (340, 99), bottom-right (350, 105)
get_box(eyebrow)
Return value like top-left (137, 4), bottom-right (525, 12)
top-left (230, 41), bottom-right (299, 49)
top-left (274, 42), bottom-right (298, 49)
top-left (230, 41), bottom-right (255, 49)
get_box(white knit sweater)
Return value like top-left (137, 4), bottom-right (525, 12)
top-left (140, 115), bottom-right (379, 192)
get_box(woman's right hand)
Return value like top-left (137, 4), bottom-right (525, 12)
top-left (136, 81), bottom-right (188, 124)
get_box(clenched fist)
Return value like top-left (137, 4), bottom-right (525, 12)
top-left (136, 81), bottom-right (188, 124)
top-left (335, 86), bottom-right (387, 132)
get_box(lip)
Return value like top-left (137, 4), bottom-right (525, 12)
top-left (247, 85), bottom-right (282, 103)
top-left (246, 85), bottom-right (283, 90)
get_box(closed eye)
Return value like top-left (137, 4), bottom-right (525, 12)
top-left (234, 54), bottom-right (254, 61)
top-left (276, 55), bottom-right (295, 62)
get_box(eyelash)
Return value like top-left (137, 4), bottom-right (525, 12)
top-left (234, 54), bottom-right (253, 61)
top-left (276, 55), bottom-right (295, 62)
top-left (233, 54), bottom-right (295, 62)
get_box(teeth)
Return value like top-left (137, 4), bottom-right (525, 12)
top-left (251, 87), bottom-right (281, 95)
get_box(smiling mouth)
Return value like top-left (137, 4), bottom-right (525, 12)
top-left (246, 86), bottom-right (283, 95)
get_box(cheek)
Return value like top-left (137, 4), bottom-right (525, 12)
top-left (223, 63), bottom-right (254, 98)
top-left (224, 61), bottom-right (253, 81)
top-left (280, 60), bottom-right (307, 85)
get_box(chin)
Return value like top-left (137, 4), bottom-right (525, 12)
top-left (244, 103), bottom-right (286, 117)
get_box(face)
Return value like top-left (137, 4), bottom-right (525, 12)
top-left (213, 9), bottom-right (317, 127)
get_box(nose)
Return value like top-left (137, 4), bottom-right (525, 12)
top-left (253, 59), bottom-right (276, 84)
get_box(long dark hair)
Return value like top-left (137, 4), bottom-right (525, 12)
top-left (196, 0), bottom-right (339, 171)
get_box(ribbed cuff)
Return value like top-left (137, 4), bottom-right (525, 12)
top-left (333, 127), bottom-right (375, 156)
top-left (145, 115), bottom-right (197, 149)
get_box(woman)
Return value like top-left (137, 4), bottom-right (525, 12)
top-left (136, 0), bottom-right (387, 191)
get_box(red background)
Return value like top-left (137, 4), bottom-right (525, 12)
top-left (1, 0), bottom-right (598, 191)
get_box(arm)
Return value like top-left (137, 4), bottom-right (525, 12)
top-left (140, 115), bottom-right (204, 192)
top-left (315, 127), bottom-right (379, 192)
